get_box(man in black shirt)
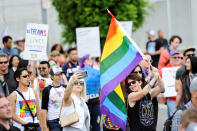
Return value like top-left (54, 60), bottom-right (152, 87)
top-left (0, 53), bottom-right (17, 93)
top-left (62, 48), bottom-right (79, 80)
top-left (156, 30), bottom-right (168, 49)
top-left (146, 30), bottom-right (166, 68)
top-left (0, 93), bottom-right (20, 131)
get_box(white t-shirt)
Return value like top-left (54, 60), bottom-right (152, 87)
top-left (47, 86), bottom-right (65, 120)
top-left (33, 75), bottom-right (52, 107)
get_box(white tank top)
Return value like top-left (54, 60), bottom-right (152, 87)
top-left (13, 88), bottom-right (38, 130)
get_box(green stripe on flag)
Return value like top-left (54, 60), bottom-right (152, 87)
top-left (100, 36), bottom-right (132, 75)
top-left (107, 91), bottom-right (127, 115)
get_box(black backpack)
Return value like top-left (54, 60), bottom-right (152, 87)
top-left (163, 106), bottom-right (186, 131)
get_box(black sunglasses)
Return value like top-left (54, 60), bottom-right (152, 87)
top-left (74, 81), bottom-right (84, 86)
top-left (186, 54), bottom-right (195, 57)
top-left (38, 67), bottom-right (46, 70)
top-left (0, 61), bottom-right (8, 64)
top-left (128, 80), bottom-right (137, 85)
top-left (21, 75), bottom-right (29, 78)
top-left (133, 71), bottom-right (142, 74)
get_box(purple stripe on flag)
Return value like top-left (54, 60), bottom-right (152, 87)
top-left (101, 104), bottom-right (126, 131)
top-left (100, 52), bottom-right (142, 103)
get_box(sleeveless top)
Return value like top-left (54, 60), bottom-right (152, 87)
top-left (61, 94), bottom-right (90, 131)
top-left (128, 93), bottom-right (156, 131)
top-left (13, 88), bottom-right (38, 130)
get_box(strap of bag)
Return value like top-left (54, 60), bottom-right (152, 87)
top-left (16, 90), bottom-right (35, 122)
top-left (59, 97), bottom-right (76, 118)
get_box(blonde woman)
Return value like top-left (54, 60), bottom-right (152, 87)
top-left (61, 72), bottom-right (90, 131)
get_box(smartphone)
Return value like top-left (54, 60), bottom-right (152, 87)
top-left (80, 71), bottom-right (88, 78)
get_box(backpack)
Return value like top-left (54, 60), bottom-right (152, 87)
top-left (163, 106), bottom-right (186, 131)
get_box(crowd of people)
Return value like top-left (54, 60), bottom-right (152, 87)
top-left (0, 31), bottom-right (196, 131)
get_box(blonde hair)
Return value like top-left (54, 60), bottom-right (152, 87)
top-left (180, 109), bottom-right (197, 128)
top-left (78, 79), bottom-right (86, 99)
top-left (0, 93), bottom-right (5, 99)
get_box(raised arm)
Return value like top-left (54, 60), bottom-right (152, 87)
top-left (149, 72), bottom-right (164, 99)
top-left (63, 72), bottom-right (81, 106)
top-left (128, 76), bottom-right (158, 107)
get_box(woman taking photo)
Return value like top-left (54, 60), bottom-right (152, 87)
top-left (126, 71), bottom-right (164, 131)
top-left (60, 72), bottom-right (90, 131)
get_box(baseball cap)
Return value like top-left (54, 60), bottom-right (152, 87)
top-left (190, 77), bottom-right (197, 92)
top-left (147, 30), bottom-right (156, 37)
top-left (14, 37), bottom-right (25, 44)
top-left (50, 50), bottom-right (60, 57)
top-left (50, 66), bottom-right (64, 76)
top-left (183, 47), bottom-right (195, 56)
top-left (186, 123), bottom-right (197, 131)
top-left (170, 50), bottom-right (179, 57)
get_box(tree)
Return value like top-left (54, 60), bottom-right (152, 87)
top-left (52, 0), bottom-right (150, 48)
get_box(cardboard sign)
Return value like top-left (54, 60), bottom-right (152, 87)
top-left (76, 27), bottom-right (101, 58)
top-left (162, 66), bottom-right (179, 97)
top-left (23, 23), bottom-right (48, 60)
top-left (119, 21), bottom-right (133, 37)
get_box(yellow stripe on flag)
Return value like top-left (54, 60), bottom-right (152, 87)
top-left (114, 84), bottom-right (125, 103)
top-left (101, 27), bottom-right (125, 61)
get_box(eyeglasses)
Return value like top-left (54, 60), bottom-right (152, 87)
top-left (186, 54), bottom-right (195, 57)
top-left (145, 59), bottom-right (153, 63)
top-left (0, 61), bottom-right (8, 64)
top-left (133, 71), bottom-right (142, 74)
top-left (0, 103), bottom-right (12, 109)
top-left (179, 57), bottom-right (184, 60)
top-left (128, 80), bottom-right (137, 85)
top-left (74, 81), bottom-right (84, 86)
top-left (38, 67), bottom-right (46, 70)
top-left (172, 57), bottom-right (181, 59)
top-left (21, 75), bottom-right (29, 78)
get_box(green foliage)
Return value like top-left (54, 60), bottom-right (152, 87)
top-left (52, 0), bottom-right (150, 47)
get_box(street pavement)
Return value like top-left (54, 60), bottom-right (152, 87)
top-left (157, 104), bottom-right (168, 131)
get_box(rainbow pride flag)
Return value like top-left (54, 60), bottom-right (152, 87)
top-left (100, 11), bottom-right (143, 130)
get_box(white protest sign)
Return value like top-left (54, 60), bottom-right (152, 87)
top-left (76, 27), bottom-right (101, 58)
top-left (119, 21), bottom-right (133, 37)
top-left (23, 23), bottom-right (48, 60)
top-left (162, 66), bottom-right (179, 97)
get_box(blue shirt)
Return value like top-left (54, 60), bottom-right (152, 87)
top-left (0, 48), bottom-right (18, 56)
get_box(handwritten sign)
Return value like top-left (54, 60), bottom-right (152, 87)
top-left (76, 27), bottom-right (101, 58)
top-left (119, 21), bottom-right (133, 37)
top-left (162, 66), bottom-right (179, 97)
top-left (23, 23), bottom-right (48, 60)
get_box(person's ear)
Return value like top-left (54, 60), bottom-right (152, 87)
top-left (16, 77), bottom-right (20, 82)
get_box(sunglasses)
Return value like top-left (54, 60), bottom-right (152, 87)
top-left (179, 57), bottom-right (183, 60)
top-left (172, 57), bottom-right (181, 59)
top-left (128, 80), bottom-right (137, 85)
top-left (145, 59), bottom-right (153, 63)
top-left (0, 61), bottom-right (8, 64)
top-left (74, 81), bottom-right (84, 86)
top-left (38, 67), bottom-right (46, 70)
top-left (21, 75), bottom-right (29, 78)
top-left (186, 54), bottom-right (195, 57)
top-left (133, 71), bottom-right (142, 74)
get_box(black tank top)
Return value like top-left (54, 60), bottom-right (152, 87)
top-left (128, 93), bottom-right (156, 131)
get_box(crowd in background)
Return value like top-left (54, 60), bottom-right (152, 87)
top-left (0, 31), bottom-right (197, 131)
